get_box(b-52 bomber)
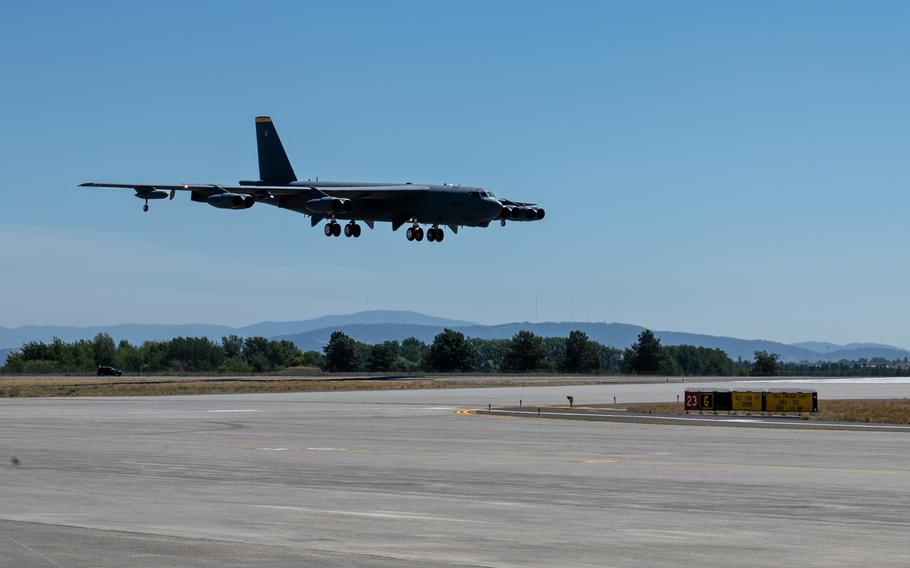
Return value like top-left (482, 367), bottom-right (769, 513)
top-left (80, 117), bottom-right (544, 243)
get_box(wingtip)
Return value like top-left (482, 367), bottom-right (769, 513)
top-left (78, 182), bottom-right (93, 187)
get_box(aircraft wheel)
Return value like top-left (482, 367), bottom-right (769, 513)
top-left (344, 224), bottom-right (353, 238)
top-left (353, 224), bottom-right (361, 238)
top-left (406, 227), bottom-right (415, 241)
top-left (324, 224), bottom-right (333, 237)
top-left (331, 223), bottom-right (341, 237)
top-left (415, 227), bottom-right (424, 241)
top-left (143, 203), bottom-right (149, 213)
top-left (427, 229), bottom-right (436, 242)
top-left (436, 229), bottom-right (444, 242)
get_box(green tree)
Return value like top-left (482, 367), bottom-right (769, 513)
top-left (299, 351), bottom-right (324, 368)
top-left (91, 333), bottom-right (117, 366)
top-left (563, 330), bottom-right (601, 373)
top-left (167, 337), bottom-right (224, 372)
top-left (427, 329), bottom-right (474, 372)
top-left (367, 341), bottom-right (399, 372)
top-left (323, 331), bottom-right (359, 372)
top-left (665, 345), bottom-right (736, 376)
top-left (242, 336), bottom-right (271, 372)
top-left (751, 350), bottom-right (781, 376)
top-left (399, 337), bottom-right (428, 370)
top-left (467, 337), bottom-right (508, 372)
top-left (623, 329), bottom-right (677, 375)
top-left (503, 330), bottom-right (548, 372)
top-left (221, 335), bottom-right (244, 359)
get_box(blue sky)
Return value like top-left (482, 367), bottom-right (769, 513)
top-left (1, 1), bottom-right (908, 347)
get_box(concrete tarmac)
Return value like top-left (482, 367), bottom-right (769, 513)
top-left (1, 380), bottom-right (909, 567)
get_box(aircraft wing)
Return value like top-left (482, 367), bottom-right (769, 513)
top-left (498, 197), bottom-right (537, 207)
top-left (79, 182), bottom-right (429, 200)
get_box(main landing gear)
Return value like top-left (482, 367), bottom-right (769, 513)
top-left (343, 222), bottom-right (362, 238)
top-left (406, 224), bottom-right (445, 243)
top-left (143, 200), bottom-right (149, 213)
top-left (325, 221), bottom-right (361, 238)
top-left (426, 226), bottom-right (444, 242)
top-left (405, 225), bottom-right (423, 242)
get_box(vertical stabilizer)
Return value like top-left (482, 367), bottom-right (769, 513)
top-left (255, 116), bottom-right (297, 184)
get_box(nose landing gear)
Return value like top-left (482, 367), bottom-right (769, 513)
top-left (143, 200), bottom-right (149, 213)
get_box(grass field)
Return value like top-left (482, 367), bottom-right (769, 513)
top-left (0, 375), bottom-right (606, 397)
top-left (629, 400), bottom-right (910, 425)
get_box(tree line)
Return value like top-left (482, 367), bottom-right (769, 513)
top-left (319, 328), bottom-right (753, 375)
top-left (1, 334), bottom-right (309, 375)
top-left (7, 327), bottom-right (897, 377)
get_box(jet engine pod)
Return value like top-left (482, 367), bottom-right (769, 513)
top-left (535, 208), bottom-right (545, 220)
top-left (512, 207), bottom-right (533, 220)
top-left (304, 197), bottom-right (353, 214)
top-left (207, 193), bottom-right (255, 209)
top-left (499, 207), bottom-right (512, 220)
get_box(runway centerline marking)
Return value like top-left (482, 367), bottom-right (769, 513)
top-left (249, 504), bottom-right (496, 524)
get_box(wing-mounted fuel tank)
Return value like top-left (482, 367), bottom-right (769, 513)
top-left (134, 189), bottom-right (170, 200)
top-left (304, 197), bottom-right (353, 214)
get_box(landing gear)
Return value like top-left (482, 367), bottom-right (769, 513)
top-left (405, 226), bottom-right (424, 242)
top-left (427, 226), bottom-right (444, 242)
top-left (500, 219), bottom-right (506, 227)
top-left (344, 222), bottom-right (362, 238)
top-left (143, 200), bottom-right (149, 213)
top-left (324, 221), bottom-right (342, 237)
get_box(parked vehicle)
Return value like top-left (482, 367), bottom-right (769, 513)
top-left (96, 365), bottom-right (122, 377)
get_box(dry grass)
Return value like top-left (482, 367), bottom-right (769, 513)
top-left (629, 400), bottom-right (910, 425)
top-left (0, 376), bottom-right (605, 398)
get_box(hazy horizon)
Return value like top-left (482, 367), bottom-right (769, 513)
top-left (1, 308), bottom-right (907, 351)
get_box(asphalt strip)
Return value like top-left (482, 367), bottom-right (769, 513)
top-left (470, 408), bottom-right (910, 432)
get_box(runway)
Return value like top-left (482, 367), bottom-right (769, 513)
top-left (1, 380), bottom-right (909, 567)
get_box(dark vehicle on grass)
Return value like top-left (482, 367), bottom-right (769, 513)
top-left (96, 365), bottom-right (122, 377)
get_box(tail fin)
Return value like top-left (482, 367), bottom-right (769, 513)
top-left (255, 116), bottom-right (297, 184)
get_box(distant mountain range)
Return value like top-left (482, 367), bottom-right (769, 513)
top-left (1, 310), bottom-right (907, 364)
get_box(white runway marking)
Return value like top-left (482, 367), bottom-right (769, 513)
top-left (486, 409), bottom-right (910, 430)
top-left (250, 504), bottom-right (494, 524)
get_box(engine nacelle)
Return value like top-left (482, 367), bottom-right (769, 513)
top-left (509, 207), bottom-right (545, 221)
top-left (304, 197), bottom-right (353, 214)
top-left (499, 207), bottom-right (513, 220)
top-left (206, 193), bottom-right (255, 209)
